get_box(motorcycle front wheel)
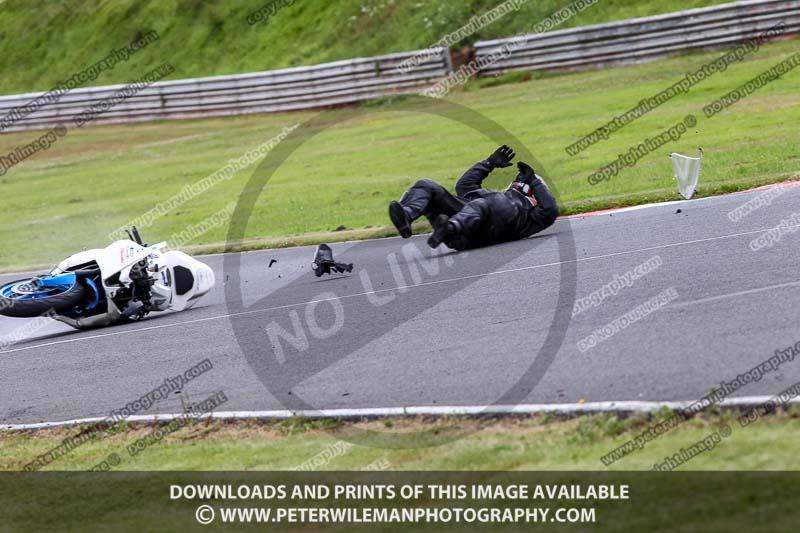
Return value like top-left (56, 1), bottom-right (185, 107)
top-left (0, 274), bottom-right (87, 318)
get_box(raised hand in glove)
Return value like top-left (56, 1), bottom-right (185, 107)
top-left (507, 162), bottom-right (542, 204)
top-left (486, 145), bottom-right (515, 168)
top-left (515, 161), bottom-right (536, 184)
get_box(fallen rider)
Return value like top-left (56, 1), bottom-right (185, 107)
top-left (388, 145), bottom-right (559, 250)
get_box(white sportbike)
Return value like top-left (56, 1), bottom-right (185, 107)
top-left (0, 227), bottom-right (215, 329)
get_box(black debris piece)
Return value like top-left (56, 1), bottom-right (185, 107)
top-left (311, 244), bottom-right (353, 277)
top-left (269, 259), bottom-right (277, 268)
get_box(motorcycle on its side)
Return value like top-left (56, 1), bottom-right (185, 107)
top-left (0, 227), bottom-right (215, 329)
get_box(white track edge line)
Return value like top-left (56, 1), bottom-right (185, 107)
top-left (3, 396), bottom-right (796, 431)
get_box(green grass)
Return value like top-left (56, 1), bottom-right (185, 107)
top-left (0, 0), bottom-right (731, 94)
top-left (4, 412), bottom-right (800, 530)
top-left (0, 36), bottom-right (797, 269)
top-left (4, 409), bottom-right (800, 470)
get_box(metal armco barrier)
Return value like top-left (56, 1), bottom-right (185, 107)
top-left (0, 48), bottom-right (452, 132)
top-left (474, 0), bottom-right (800, 76)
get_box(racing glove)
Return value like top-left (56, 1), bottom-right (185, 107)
top-left (486, 145), bottom-right (515, 169)
top-left (507, 162), bottom-right (539, 204)
top-left (515, 161), bottom-right (536, 184)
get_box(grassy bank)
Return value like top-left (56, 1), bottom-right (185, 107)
top-left (4, 408), bottom-right (800, 471)
top-left (0, 0), bottom-right (730, 94)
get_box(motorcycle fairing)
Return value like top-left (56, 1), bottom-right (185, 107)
top-left (156, 251), bottom-right (215, 312)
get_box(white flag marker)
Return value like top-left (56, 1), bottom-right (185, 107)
top-left (669, 148), bottom-right (703, 200)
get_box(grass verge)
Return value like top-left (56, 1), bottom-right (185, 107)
top-left (4, 408), bottom-right (800, 471)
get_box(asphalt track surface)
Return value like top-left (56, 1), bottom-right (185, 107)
top-left (3, 184), bottom-right (800, 426)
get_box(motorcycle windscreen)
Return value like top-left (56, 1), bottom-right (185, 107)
top-left (96, 239), bottom-right (151, 280)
